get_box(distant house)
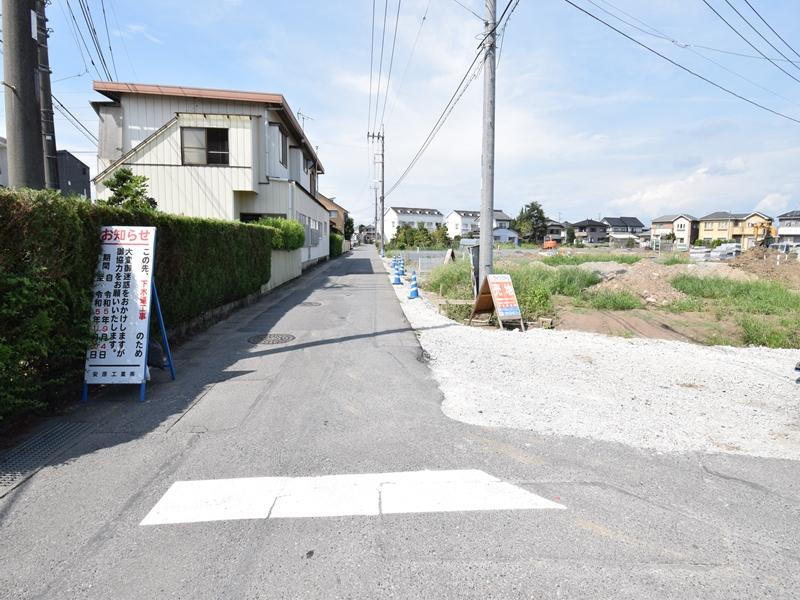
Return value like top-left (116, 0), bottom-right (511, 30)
top-left (698, 211), bottom-right (772, 249)
top-left (384, 206), bottom-right (443, 241)
top-left (602, 216), bottom-right (644, 245)
top-left (444, 210), bottom-right (480, 238)
top-left (545, 220), bottom-right (566, 242)
top-left (477, 210), bottom-right (517, 244)
top-left (572, 219), bottom-right (608, 244)
top-left (57, 150), bottom-right (91, 198)
top-left (317, 193), bottom-right (349, 235)
top-left (650, 214), bottom-right (699, 246)
top-left (777, 210), bottom-right (800, 243)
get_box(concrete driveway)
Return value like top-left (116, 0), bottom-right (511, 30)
top-left (1, 246), bottom-right (798, 599)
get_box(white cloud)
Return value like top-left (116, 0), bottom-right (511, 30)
top-left (756, 193), bottom-right (791, 215)
top-left (114, 24), bottom-right (163, 45)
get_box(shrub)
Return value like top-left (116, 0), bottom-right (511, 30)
top-left (256, 217), bottom-right (304, 250)
top-left (586, 290), bottom-right (643, 310)
top-left (330, 233), bottom-right (344, 257)
top-left (0, 190), bottom-right (273, 422)
top-left (541, 253), bottom-right (640, 266)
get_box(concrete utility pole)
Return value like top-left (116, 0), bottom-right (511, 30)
top-left (37, 0), bottom-right (59, 190)
top-left (478, 0), bottom-right (497, 287)
top-left (3, 0), bottom-right (46, 188)
top-left (367, 130), bottom-right (385, 257)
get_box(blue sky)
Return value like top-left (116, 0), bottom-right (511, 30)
top-left (7, 0), bottom-right (800, 225)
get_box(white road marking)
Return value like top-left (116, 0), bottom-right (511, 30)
top-left (141, 469), bottom-right (564, 526)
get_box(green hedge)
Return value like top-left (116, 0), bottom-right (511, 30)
top-left (256, 217), bottom-right (304, 251)
top-left (0, 189), bottom-right (273, 422)
top-left (330, 233), bottom-right (344, 258)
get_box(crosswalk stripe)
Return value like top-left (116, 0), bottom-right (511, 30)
top-left (140, 469), bottom-right (565, 526)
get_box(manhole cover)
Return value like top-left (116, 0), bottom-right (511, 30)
top-left (300, 302), bottom-right (321, 307)
top-left (248, 333), bottom-right (296, 345)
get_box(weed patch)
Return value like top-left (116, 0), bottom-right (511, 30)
top-left (586, 290), bottom-right (643, 310)
top-left (542, 253), bottom-right (641, 266)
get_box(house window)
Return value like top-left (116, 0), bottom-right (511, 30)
top-left (269, 123), bottom-right (289, 167)
top-left (676, 223), bottom-right (686, 230)
top-left (181, 127), bottom-right (229, 165)
top-left (704, 222), bottom-right (713, 230)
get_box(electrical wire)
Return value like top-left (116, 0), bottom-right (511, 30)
top-left (585, 0), bottom-right (800, 108)
top-left (700, 0), bottom-right (800, 85)
top-left (721, 0), bottom-right (800, 74)
top-left (742, 0), bottom-right (800, 61)
top-left (368, 0), bottom-right (376, 135)
top-left (385, 0), bottom-right (432, 125)
top-left (560, 0), bottom-right (800, 124)
top-left (63, 0), bottom-right (105, 80)
top-left (78, 0), bottom-right (113, 80)
top-left (496, 0), bottom-right (521, 68)
top-left (379, 0), bottom-right (403, 126)
top-left (53, 94), bottom-right (99, 144)
top-left (108, 0), bottom-right (139, 79)
top-left (373, 0), bottom-right (390, 130)
top-left (100, 0), bottom-right (119, 80)
top-left (451, 0), bottom-right (483, 21)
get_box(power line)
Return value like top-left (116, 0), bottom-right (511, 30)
top-left (700, 0), bottom-right (800, 86)
top-left (52, 94), bottom-right (99, 144)
top-left (99, 0), bottom-right (119, 79)
top-left (77, 0), bottom-right (113, 80)
top-left (742, 0), bottom-right (800, 61)
top-left (721, 0), bottom-right (800, 74)
top-left (385, 0), bottom-right (432, 124)
top-left (57, 0), bottom-right (89, 74)
top-left (63, 0), bottom-right (104, 80)
top-left (373, 0), bottom-right (389, 130)
top-left (450, 0), bottom-right (483, 21)
top-left (107, 0), bottom-right (138, 79)
top-left (560, 0), bottom-right (800, 125)
top-left (585, 0), bottom-right (799, 108)
top-left (378, 0), bottom-right (402, 126)
top-left (367, 0), bottom-right (376, 135)
top-left (496, 0), bottom-right (521, 68)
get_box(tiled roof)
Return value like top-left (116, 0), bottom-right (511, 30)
top-left (571, 219), bottom-right (606, 227)
top-left (778, 210), bottom-right (800, 219)
top-left (389, 207), bottom-right (443, 216)
top-left (453, 210), bottom-right (480, 217)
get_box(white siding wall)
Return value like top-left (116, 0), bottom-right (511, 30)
top-left (384, 209), bottom-right (443, 241)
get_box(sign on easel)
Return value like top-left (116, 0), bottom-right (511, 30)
top-left (83, 225), bottom-right (174, 401)
top-left (468, 273), bottom-right (526, 331)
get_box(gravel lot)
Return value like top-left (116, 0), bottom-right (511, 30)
top-left (389, 266), bottom-right (800, 460)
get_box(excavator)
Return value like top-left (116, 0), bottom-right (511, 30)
top-left (750, 222), bottom-right (777, 248)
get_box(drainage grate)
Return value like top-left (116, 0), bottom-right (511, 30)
top-left (0, 421), bottom-right (95, 496)
top-left (300, 302), bottom-right (321, 307)
top-left (248, 333), bottom-right (296, 345)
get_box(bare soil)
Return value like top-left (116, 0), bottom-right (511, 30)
top-left (730, 247), bottom-right (800, 290)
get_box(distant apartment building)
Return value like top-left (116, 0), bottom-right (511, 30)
top-left (777, 210), bottom-right (800, 243)
top-left (650, 214), bottom-right (699, 246)
top-left (698, 211), bottom-right (772, 249)
top-left (57, 150), bottom-right (91, 198)
top-left (90, 81), bottom-right (330, 266)
top-left (572, 219), bottom-right (608, 244)
top-left (444, 210), bottom-right (480, 238)
top-left (383, 206), bottom-right (443, 241)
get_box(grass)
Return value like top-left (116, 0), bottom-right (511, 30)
top-left (739, 315), bottom-right (800, 349)
top-left (585, 290), bottom-right (643, 310)
top-left (660, 254), bottom-right (690, 265)
top-left (663, 297), bottom-right (704, 313)
top-left (422, 260), bottom-right (473, 299)
top-left (541, 253), bottom-right (641, 266)
top-left (671, 275), bottom-right (800, 315)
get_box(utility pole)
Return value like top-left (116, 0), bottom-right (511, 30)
top-left (367, 130), bottom-right (385, 256)
top-left (371, 183), bottom-right (378, 241)
top-left (37, 0), bottom-right (59, 190)
top-left (3, 0), bottom-right (46, 188)
top-left (478, 0), bottom-right (497, 287)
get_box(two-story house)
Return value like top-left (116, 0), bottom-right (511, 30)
top-left (602, 216), bottom-right (644, 245)
top-left (317, 193), bottom-right (349, 235)
top-left (650, 214), bottom-right (699, 246)
top-left (545, 220), bottom-right (566, 243)
top-left (698, 211), bottom-right (772, 249)
top-left (444, 210), bottom-right (480, 238)
top-left (383, 206), bottom-right (443, 241)
top-left (90, 81), bottom-right (331, 266)
top-left (777, 210), bottom-right (800, 243)
top-left (572, 219), bottom-right (608, 244)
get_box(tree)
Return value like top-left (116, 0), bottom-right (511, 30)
top-left (431, 224), bottom-right (451, 248)
top-left (513, 201), bottom-right (547, 243)
top-left (344, 216), bottom-right (355, 240)
top-left (102, 168), bottom-right (157, 211)
top-left (566, 226), bottom-right (575, 244)
top-left (412, 223), bottom-right (433, 247)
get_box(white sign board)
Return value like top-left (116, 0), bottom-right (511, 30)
top-left (84, 226), bottom-right (156, 385)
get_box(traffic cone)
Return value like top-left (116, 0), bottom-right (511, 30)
top-left (392, 270), bottom-right (402, 285)
top-left (408, 280), bottom-right (419, 299)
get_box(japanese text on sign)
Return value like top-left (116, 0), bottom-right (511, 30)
top-left (487, 274), bottom-right (522, 320)
top-left (84, 226), bottom-right (156, 385)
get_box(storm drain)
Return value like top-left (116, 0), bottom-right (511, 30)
top-left (0, 421), bottom-right (95, 497)
top-left (300, 301), bottom-right (322, 307)
top-left (248, 333), bottom-right (296, 345)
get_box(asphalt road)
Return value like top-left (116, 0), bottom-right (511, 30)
top-left (2, 246), bottom-right (799, 599)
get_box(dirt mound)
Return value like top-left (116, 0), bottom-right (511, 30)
top-left (730, 248), bottom-right (800, 290)
top-left (589, 259), bottom-right (754, 305)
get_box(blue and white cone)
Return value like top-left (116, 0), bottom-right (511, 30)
top-left (398, 262), bottom-right (405, 276)
top-left (408, 280), bottom-right (419, 299)
top-left (411, 270), bottom-right (417, 283)
top-left (392, 270), bottom-right (402, 285)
